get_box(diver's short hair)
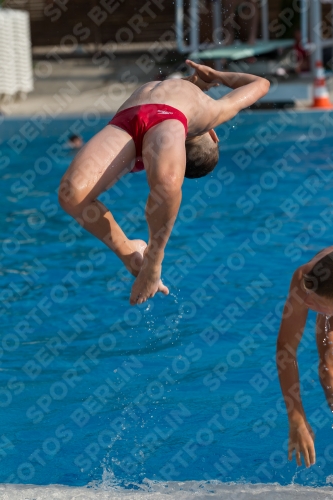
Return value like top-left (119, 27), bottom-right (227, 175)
top-left (303, 252), bottom-right (333, 298)
top-left (185, 134), bottom-right (219, 179)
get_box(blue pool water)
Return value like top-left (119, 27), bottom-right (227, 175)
top-left (1, 110), bottom-right (333, 496)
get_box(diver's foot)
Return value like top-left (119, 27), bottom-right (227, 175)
top-left (130, 265), bottom-right (169, 305)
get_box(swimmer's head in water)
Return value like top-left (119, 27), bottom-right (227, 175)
top-left (184, 130), bottom-right (219, 179)
top-left (68, 134), bottom-right (83, 148)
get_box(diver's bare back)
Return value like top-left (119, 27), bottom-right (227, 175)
top-left (117, 79), bottom-right (214, 137)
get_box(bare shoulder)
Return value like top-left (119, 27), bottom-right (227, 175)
top-left (161, 78), bottom-right (214, 105)
top-left (148, 78), bottom-right (202, 96)
top-left (307, 246), bottom-right (333, 268)
top-left (173, 82), bottom-right (221, 134)
top-left (290, 247), bottom-right (333, 279)
top-left (292, 265), bottom-right (307, 284)
top-left (292, 247), bottom-right (333, 281)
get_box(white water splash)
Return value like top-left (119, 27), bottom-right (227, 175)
top-left (0, 481), bottom-right (333, 499)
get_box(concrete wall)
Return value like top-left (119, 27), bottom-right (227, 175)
top-left (5, 0), bottom-right (329, 48)
top-left (2, 0), bottom-right (175, 46)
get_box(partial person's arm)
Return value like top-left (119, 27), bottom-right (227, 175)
top-left (186, 60), bottom-right (270, 124)
top-left (276, 268), bottom-right (316, 468)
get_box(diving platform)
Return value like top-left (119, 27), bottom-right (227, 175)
top-left (189, 39), bottom-right (295, 62)
top-left (207, 77), bottom-right (314, 104)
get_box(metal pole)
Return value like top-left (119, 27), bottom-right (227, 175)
top-left (300, 0), bottom-right (308, 47)
top-left (261, 0), bottom-right (269, 41)
top-left (331, 0), bottom-right (333, 45)
top-left (190, 0), bottom-right (199, 52)
top-left (175, 0), bottom-right (187, 53)
top-left (311, 0), bottom-right (322, 64)
top-left (212, 0), bottom-right (222, 69)
top-left (309, 0), bottom-right (315, 74)
top-left (212, 0), bottom-right (222, 43)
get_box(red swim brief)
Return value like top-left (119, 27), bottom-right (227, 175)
top-left (108, 103), bottom-right (188, 173)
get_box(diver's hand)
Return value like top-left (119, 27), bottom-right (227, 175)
top-left (183, 72), bottom-right (219, 91)
top-left (186, 59), bottom-right (218, 84)
top-left (288, 419), bottom-right (315, 467)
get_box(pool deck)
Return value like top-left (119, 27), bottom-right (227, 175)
top-left (0, 57), bottom-right (147, 118)
top-left (0, 56), bottom-right (332, 117)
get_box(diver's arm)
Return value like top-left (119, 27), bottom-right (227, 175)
top-left (186, 59), bottom-right (269, 90)
top-left (186, 60), bottom-right (269, 123)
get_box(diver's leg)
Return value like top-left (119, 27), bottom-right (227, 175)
top-left (58, 125), bottom-right (142, 274)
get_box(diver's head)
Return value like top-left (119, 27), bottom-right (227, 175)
top-left (185, 129), bottom-right (219, 179)
top-left (303, 252), bottom-right (333, 314)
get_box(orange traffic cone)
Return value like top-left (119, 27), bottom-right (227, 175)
top-left (311, 61), bottom-right (333, 109)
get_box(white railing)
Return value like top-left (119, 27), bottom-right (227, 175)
top-left (309, 0), bottom-right (333, 72)
top-left (0, 8), bottom-right (33, 98)
top-left (175, 0), bottom-right (269, 54)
